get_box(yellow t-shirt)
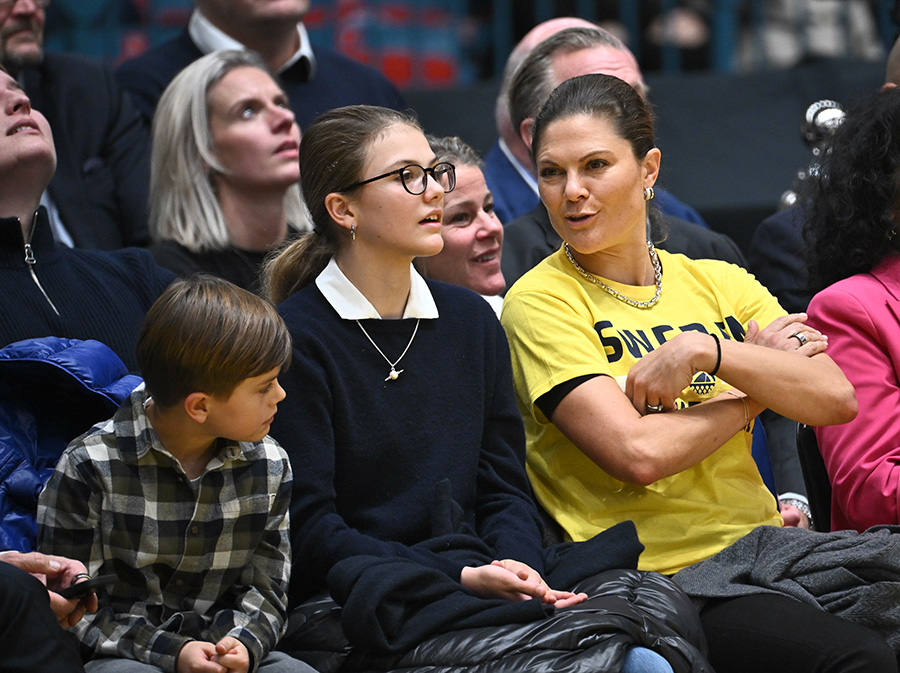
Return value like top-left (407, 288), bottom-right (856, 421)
top-left (501, 248), bottom-right (785, 575)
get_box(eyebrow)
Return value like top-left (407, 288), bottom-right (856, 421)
top-left (382, 156), bottom-right (440, 171)
top-left (222, 90), bottom-right (288, 113)
top-left (259, 371), bottom-right (279, 386)
top-left (539, 149), bottom-right (612, 163)
top-left (222, 94), bottom-right (260, 113)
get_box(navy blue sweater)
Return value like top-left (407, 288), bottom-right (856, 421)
top-left (0, 209), bottom-right (174, 372)
top-left (271, 280), bottom-right (545, 605)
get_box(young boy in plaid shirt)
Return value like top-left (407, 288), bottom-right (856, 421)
top-left (37, 275), bottom-right (315, 673)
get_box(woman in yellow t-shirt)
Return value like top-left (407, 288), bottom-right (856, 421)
top-left (501, 73), bottom-right (897, 673)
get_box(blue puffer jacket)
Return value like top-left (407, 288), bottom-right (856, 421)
top-left (0, 337), bottom-right (140, 552)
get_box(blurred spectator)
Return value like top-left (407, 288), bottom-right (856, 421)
top-left (804, 85), bottom-right (900, 532)
top-left (485, 20), bottom-right (707, 228)
top-left (0, 67), bottom-right (172, 371)
top-left (115, 0), bottom-right (406, 130)
top-left (148, 50), bottom-right (309, 294)
top-left (736, 0), bottom-right (884, 71)
top-left (1, 0), bottom-right (151, 249)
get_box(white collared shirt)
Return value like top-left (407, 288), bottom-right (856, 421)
top-left (315, 257), bottom-right (439, 320)
top-left (498, 137), bottom-right (539, 198)
top-left (188, 9), bottom-right (316, 77)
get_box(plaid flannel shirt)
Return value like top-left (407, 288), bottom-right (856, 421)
top-left (37, 384), bottom-right (292, 673)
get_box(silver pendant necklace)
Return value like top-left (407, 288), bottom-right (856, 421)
top-left (564, 240), bottom-right (662, 309)
top-left (356, 318), bottom-right (421, 381)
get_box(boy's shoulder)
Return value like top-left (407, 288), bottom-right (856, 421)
top-left (232, 434), bottom-right (291, 468)
top-left (65, 384), bottom-right (150, 463)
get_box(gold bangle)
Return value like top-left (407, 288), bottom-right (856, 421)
top-left (724, 389), bottom-right (749, 429)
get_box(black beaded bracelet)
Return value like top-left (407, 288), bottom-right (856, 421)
top-left (709, 333), bottom-right (721, 377)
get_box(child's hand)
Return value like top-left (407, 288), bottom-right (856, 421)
top-left (212, 637), bottom-right (249, 673)
top-left (491, 559), bottom-right (588, 608)
top-left (176, 640), bottom-right (226, 673)
top-left (461, 562), bottom-right (549, 602)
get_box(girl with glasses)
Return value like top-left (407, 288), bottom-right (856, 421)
top-left (263, 105), bottom-right (705, 673)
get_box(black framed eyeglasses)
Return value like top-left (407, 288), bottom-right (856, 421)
top-left (339, 162), bottom-right (456, 195)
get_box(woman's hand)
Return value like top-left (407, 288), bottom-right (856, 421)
top-left (745, 313), bottom-right (827, 357)
top-left (625, 331), bottom-right (714, 414)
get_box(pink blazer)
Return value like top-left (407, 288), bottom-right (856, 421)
top-left (806, 254), bottom-right (900, 531)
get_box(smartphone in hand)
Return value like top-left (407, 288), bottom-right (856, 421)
top-left (57, 574), bottom-right (117, 600)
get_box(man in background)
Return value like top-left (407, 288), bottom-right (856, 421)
top-left (485, 17), bottom-right (706, 228)
top-left (1, 0), bottom-right (151, 249)
top-left (116, 0), bottom-right (406, 130)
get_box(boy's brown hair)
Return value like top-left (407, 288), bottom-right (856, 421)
top-left (137, 275), bottom-right (291, 407)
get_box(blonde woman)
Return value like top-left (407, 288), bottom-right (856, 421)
top-left (149, 50), bottom-right (308, 294)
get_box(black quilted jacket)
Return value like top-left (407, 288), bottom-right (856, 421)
top-left (281, 523), bottom-right (713, 673)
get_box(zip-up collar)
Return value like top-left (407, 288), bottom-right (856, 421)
top-left (0, 206), bottom-right (60, 269)
top-left (0, 207), bottom-right (61, 314)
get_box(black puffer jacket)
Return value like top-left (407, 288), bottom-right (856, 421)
top-left (282, 524), bottom-right (712, 673)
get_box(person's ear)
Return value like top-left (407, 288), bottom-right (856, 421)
top-left (642, 147), bottom-right (662, 189)
top-left (519, 117), bottom-right (536, 151)
top-left (183, 392), bottom-right (210, 424)
top-left (325, 192), bottom-right (357, 238)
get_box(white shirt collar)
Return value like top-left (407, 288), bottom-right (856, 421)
top-left (498, 137), bottom-right (539, 197)
top-left (315, 257), bottom-right (439, 320)
top-left (188, 9), bottom-right (316, 77)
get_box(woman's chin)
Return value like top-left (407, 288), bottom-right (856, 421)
top-left (472, 273), bottom-right (506, 297)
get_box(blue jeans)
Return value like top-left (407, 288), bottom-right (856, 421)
top-left (622, 646), bottom-right (675, 673)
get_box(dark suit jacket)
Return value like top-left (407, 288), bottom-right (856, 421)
top-left (483, 140), bottom-right (534, 226)
top-left (23, 52), bottom-right (151, 249)
top-left (747, 205), bottom-right (810, 314)
top-left (115, 28), bottom-right (406, 130)
top-left (501, 203), bottom-right (746, 289)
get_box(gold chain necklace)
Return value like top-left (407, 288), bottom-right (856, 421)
top-left (356, 318), bottom-right (421, 381)
top-left (564, 241), bottom-right (662, 309)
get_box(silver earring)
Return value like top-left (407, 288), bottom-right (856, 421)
top-left (644, 186), bottom-right (654, 202)
top-left (350, 225), bottom-right (356, 242)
